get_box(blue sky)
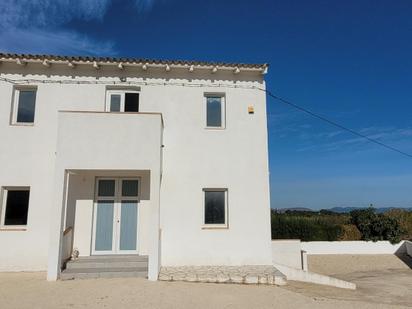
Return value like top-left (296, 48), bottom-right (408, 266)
top-left (1, 0), bottom-right (411, 209)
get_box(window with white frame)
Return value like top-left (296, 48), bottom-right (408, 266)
top-left (203, 188), bottom-right (228, 227)
top-left (1, 187), bottom-right (30, 226)
top-left (106, 90), bottom-right (139, 112)
top-left (205, 94), bottom-right (225, 128)
top-left (12, 87), bottom-right (37, 124)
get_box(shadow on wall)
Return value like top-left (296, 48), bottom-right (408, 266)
top-left (65, 170), bottom-right (151, 230)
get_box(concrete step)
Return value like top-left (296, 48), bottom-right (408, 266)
top-left (66, 260), bottom-right (148, 270)
top-left (66, 255), bottom-right (148, 270)
top-left (74, 255), bottom-right (148, 261)
top-left (61, 267), bottom-right (148, 280)
top-left (61, 255), bottom-right (148, 280)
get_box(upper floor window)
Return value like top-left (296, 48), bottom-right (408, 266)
top-left (205, 94), bottom-right (225, 129)
top-left (106, 90), bottom-right (139, 112)
top-left (12, 87), bottom-right (37, 124)
top-left (1, 187), bottom-right (30, 226)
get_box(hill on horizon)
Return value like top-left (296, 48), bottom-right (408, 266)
top-left (273, 206), bottom-right (412, 213)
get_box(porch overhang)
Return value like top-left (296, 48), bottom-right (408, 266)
top-left (47, 111), bottom-right (163, 281)
top-left (54, 111), bottom-right (163, 170)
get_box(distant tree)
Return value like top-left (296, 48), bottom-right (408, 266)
top-left (386, 209), bottom-right (412, 240)
top-left (349, 207), bottom-right (404, 244)
top-left (349, 208), bottom-right (376, 240)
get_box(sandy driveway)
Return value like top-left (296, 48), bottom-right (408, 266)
top-left (284, 254), bottom-right (412, 308)
top-left (0, 271), bottom-right (407, 309)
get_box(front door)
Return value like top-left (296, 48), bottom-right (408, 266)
top-left (92, 178), bottom-right (139, 255)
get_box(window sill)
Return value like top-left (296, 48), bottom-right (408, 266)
top-left (202, 224), bottom-right (228, 230)
top-left (10, 123), bottom-right (35, 127)
top-left (205, 127), bottom-right (226, 130)
top-left (0, 227), bottom-right (27, 231)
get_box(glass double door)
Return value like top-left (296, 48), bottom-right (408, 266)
top-left (92, 178), bottom-right (139, 255)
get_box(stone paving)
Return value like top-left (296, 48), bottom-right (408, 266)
top-left (158, 265), bottom-right (286, 285)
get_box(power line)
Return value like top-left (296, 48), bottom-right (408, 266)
top-left (263, 89), bottom-right (412, 159)
top-left (1, 74), bottom-right (411, 159)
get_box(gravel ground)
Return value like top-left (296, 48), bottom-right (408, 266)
top-left (0, 271), bottom-right (407, 309)
top-left (0, 255), bottom-right (410, 309)
top-left (308, 254), bottom-right (411, 275)
top-left (283, 254), bottom-right (412, 308)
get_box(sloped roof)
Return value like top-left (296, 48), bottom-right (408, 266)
top-left (0, 53), bottom-right (268, 72)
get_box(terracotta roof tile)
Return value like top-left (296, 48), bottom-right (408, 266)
top-left (0, 53), bottom-right (268, 70)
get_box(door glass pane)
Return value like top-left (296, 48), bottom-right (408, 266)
top-left (17, 90), bottom-right (36, 123)
top-left (120, 201), bottom-right (138, 250)
top-left (122, 180), bottom-right (139, 197)
top-left (98, 180), bottom-right (115, 197)
top-left (206, 97), bottom-right (222, 127)
top-left (204, 191), bottom-right (225, 224)
top-left (124, 93), bottom-right (139, 112)
top-left (95, 200), bottom-right (114, 251)
top-left (110, 94), bottom-right (121, 112)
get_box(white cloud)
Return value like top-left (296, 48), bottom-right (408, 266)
top-left (0, 0), bottom-right (110, 27)
top-left (0, 27), bottom-right (116, 56)
top-left (299, 126), bottom-right (412, 155)
top-left (0, 0), bottom-right (162, 55)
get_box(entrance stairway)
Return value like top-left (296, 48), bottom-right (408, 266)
top-left (61, 255), bottom-right (148, 280)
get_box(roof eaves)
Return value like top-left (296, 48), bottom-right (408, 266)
top-left (0, 53), bottom-right (268, 72)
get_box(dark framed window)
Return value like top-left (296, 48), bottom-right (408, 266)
top-left (203, 189), bottom-right (227, 227)
top-left (13, 88), bottom-right (37, 124)
top-left (124, 93), bottom-right (139, 112)
top-left (106, 91), bottom-right (139, 112)
top-left (205, 95), bottom-right (225, 128)
top-left (2, 188), bottom-right (30, 226)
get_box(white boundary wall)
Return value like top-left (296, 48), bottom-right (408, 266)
top-left (271, 240), bottom-right (303, 269)
top-left (405, 241), bottom-right (412, 257)
top-left (272, 239), bottom-right (411, 290)
top-left (302, 240), bottom-right (406, 255)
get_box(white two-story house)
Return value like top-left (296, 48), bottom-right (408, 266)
top-left (0, 53), bottom-right (272, 281)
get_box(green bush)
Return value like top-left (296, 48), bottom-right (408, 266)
top-left (385, 209), bottom-right (412, 240)
top-left (271, 212), bottom-right (342, 241)
top-left (338, 224), bottom-right (362, 240)
top-left (270, 208), bottom-right (409, 242)
top-left (349, 207), bottom-right (404, 244)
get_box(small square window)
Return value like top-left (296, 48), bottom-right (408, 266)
top-left (203, 188), bottom-right (228, 227)
top-left (1, 188), bottom-right (30, 226)
top-left (12, 88), bottom-right (37, 124)
top-left (106, 91), bottom-right (139, 112)
top-left (205, 95), bottom-right (225, 128)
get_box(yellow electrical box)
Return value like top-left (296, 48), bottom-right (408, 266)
top-left (248, 105), bottom-right (254, 114)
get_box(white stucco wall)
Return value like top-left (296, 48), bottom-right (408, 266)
top-left (0, 61), bottom-right (272, 274)
top-left (271, 240), bottom-right (303, 269)
top-left (0, 77), bottom-right (56, 271)
top-left (159, 84), bottom-right (272, 266)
